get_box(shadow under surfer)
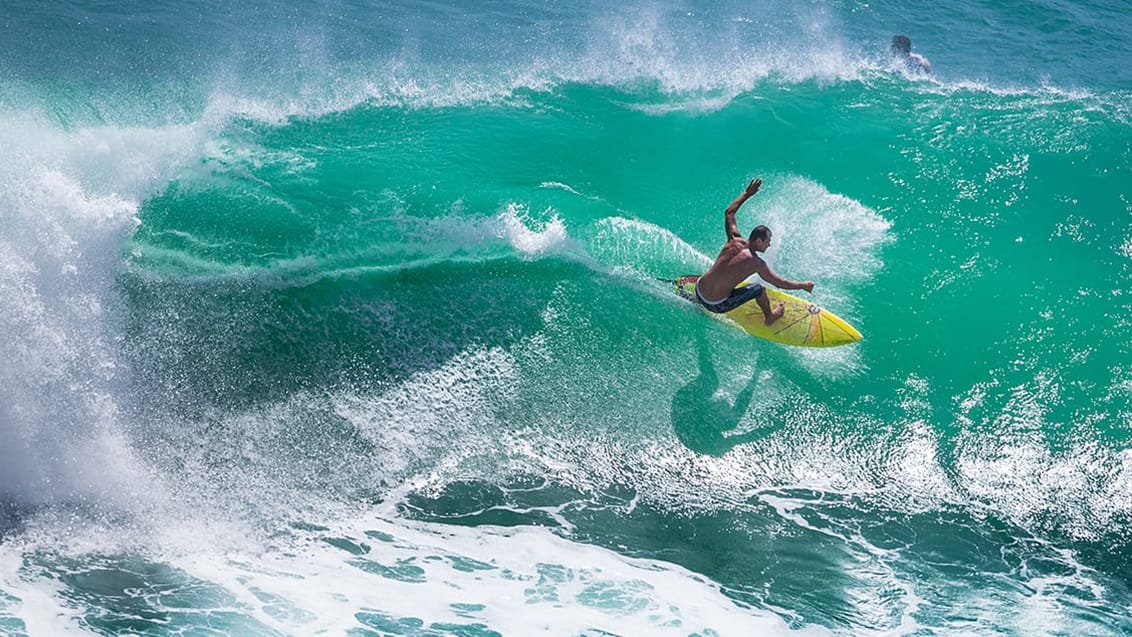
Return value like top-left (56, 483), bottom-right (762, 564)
top-left (671, 334), bottom-right (771, 456)
top-left (891, 35), bottom-right (932, 75)
top-left (695, 178), bottom-right (814, 325)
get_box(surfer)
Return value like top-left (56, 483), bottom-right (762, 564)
top-left (695, 178), bottom-right (814, 326)
top-left (891, 35), bottom-right (932, 75)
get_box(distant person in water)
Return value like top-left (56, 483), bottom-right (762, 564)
top-left (891, 35), bottom-right (932, 75)
top-left (695, 178), bottom-right (814, 326)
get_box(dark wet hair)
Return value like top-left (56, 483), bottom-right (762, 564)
top-left (749, 225), bottom-right (771, 242)
top-left (891, 35), bottom-right (912, 55)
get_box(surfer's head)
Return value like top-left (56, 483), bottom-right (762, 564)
top-left (748, 225), bottom-right (772, 252)
top-left (891, 35), bottom-right (912, 56)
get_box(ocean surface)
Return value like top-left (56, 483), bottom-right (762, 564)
top-left (2, 1), bottom-right (1130, 634)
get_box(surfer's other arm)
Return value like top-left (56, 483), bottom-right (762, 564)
top-left (755, 261), bottom-right (814, 293)
top-left (723, 178), bottom-right (761, 239)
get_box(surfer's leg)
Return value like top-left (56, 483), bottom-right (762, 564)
top-left (751, 285), bottom-right (784, 325)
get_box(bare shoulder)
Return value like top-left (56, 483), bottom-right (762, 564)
top-left (748, 251), bottom-right (769, 270)
top-left (715, 238), bottom-right (745, 259)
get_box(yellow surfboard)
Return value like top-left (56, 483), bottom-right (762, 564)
top-left (674, 275), bottom-right (861, 347)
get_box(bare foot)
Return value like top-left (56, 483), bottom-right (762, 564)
top-left (764, 303), bottom-right (785, 326)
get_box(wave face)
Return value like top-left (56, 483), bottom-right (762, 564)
top-left (2, 1), bottom-right (1131, 634)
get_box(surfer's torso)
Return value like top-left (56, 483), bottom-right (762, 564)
top-left (698, 238), bottom-right (763, 303)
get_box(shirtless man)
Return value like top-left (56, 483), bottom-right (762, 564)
top-left (891, 35), bottom-right (932, 75)
top-left (695, 178), bottom-right (814, 325)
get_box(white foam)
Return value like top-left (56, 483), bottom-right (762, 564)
top-left (0, 112), bottom-right (203, 507)
top-left (589, 215), bottom-right (714, 278)
top-left (539, 180), bottom-right (603, 201)
top-left (332, 346), bottom-right (520, 482)
top-left (430, 202), bottom-right (580, 259)
top-left (756, 176), bottom-right (892, 287)
top-left (200, 63), bottom-right (559, 125)
top-left (0, 548), bottom-right (84, 635)
top-left (166, 513), bottom-right (821, 636)
top-left (0, 491), bottom-right (823, 634)
top-left (495, 204), bottom-right (573, 256)
top-left (952, 374), bottom-right (1132, 541)
top-left (574, 4), bottom-right (873, 96)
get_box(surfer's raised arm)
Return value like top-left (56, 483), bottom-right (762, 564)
top-left (723, 178), bottom-right (762, 240)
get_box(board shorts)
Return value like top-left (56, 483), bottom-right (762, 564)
top-left (695, 281), bottom-right (765, 314)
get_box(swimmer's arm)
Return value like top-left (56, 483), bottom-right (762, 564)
top-left (723, 178), bottom-right (762, 239)
top-left (912, 54), bottom-right (932, 74)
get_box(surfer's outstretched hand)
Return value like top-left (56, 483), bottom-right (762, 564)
top-left (744, 178), bottom-right (762, 197)
top-left (800, 281), bottom-right (815, 293)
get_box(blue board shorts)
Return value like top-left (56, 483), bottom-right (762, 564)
top-left (695, 281), bottom-right (765, 314)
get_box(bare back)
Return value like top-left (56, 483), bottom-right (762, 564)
top-left (697, 238), bottom-right (763, 302)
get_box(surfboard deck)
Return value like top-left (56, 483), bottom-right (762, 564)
top-left (674, 275), bottom-right (861, 347)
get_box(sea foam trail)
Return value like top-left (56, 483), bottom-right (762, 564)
top-left (0, 510), bottom-right (826, 636)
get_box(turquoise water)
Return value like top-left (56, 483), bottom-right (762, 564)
top-left (2, 1), bottom-right (1130, 634)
